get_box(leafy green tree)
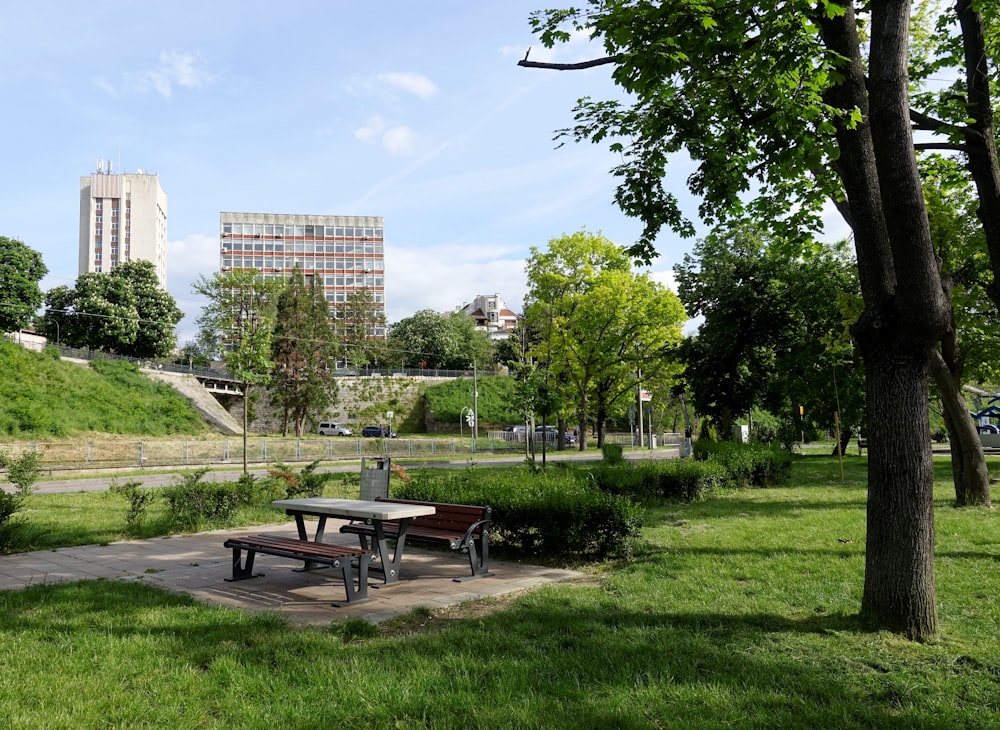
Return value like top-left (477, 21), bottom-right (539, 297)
top-left (41, 260), bottom-right (181, 357)
top-left (271, 268), bottom-right (339, 437)
top-left (524, 1), bottom-right (954, 638)
top-left (336, 288), bottom-right (386, 370)
top-left (0, 237), bottom-right (47, 334)
top-left (387, 309), bottom-right (492, 370)
top-left (675, 225), bottom-right (864, 446)
top-left (193, 269), bottom-right (282, 472)
top-left (524, 230), bottom-right (686, 449)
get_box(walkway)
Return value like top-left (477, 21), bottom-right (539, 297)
top-left (0, 521), bottom-right (583, 626)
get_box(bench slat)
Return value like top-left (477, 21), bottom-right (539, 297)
top-left (222, 534), bottom-right (372, 605)
top-left (226, 534), bottom-right (366, 560)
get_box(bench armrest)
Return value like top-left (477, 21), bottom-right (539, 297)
top-left (460, 517), bottom-right (491, 546)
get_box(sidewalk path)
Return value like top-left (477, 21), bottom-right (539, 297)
top-left (0, 521), bottom-right (584, 626)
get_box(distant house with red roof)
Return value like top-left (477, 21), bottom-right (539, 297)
top-left (454, 293), bottom-right (520, 340)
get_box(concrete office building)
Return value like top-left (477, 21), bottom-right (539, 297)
top-left (79, 161), bottom-right (168, 287)
top-left (219, 212), bottom-right (386, 337)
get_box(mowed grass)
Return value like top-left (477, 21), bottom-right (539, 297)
top-left (1, 455), bottom-right (999, 728)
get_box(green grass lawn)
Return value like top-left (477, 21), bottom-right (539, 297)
top-left (1, 454), bottom-right (999, 728)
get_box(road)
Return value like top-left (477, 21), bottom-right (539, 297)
top-left (13, 447), bottom-right (679, 495)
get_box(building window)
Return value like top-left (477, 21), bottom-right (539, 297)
top-left (95, 200), bottom-right (103, 211)
top-left (95, 215), bottom-right (102, 223)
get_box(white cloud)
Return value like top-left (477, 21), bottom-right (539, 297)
top-left (381, 126), bottom-right (418, 155)
top-left (376, 71), bottom-right (438, 99)
top-left (126, 50), bottom-right (218, 99)
top-left (386, 245), bottom-right (528, 324)
top-left (92, 75), bottom-right (118, 97)
top-left (354, 116), bottom-right (419, 156)
top-left (647, 268), bottom-right (679, 293)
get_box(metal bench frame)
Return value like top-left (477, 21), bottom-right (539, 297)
top-left (341, 498), bottom-right (494, 582)
top-left (223, 534), bottom-right (374, 605)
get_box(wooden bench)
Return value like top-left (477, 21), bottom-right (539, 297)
top-left (858, 438), bottom-right (868, 455)
top-left (223, 534), bottom-right (374, 605)
top-left (340, 498), bottom-right (493, 582)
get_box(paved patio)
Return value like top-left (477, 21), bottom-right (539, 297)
top-left (0, 521), bottom-right (583, 626)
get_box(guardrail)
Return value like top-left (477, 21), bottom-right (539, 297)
top-left (42, 341), bottom-right (499, 383)
top-left (0, 433), bottom-right (681, 473)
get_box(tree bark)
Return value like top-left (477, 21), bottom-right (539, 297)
top-left (821, 2), bottom-right (947, 640)
top-left (955, 0), bottom-right (1000, 309)
top-left (930, 348), bottom-right (991, 506)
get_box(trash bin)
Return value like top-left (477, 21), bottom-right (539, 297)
top-left (360, 457), bottom-right (391, 500)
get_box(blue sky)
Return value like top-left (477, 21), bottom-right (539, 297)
top-left (1, 1), bottom-right (707, 343)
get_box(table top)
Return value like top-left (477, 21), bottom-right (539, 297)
top-left (272, 498), bottom-right (436, 521)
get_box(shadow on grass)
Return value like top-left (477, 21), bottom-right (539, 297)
top-left (1, 579), bottom-right (992, 727)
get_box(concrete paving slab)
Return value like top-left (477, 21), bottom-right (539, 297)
top-left (0, 520), bottom-right (585, 626)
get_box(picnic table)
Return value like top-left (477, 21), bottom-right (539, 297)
top-left (272, 497), bottom-right (437, 584)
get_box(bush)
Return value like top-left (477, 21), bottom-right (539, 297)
top-left (0, 449), bottom-right (42, 496)
top-left (601, 443), bottom-right (625, 465)
top-left (692, 440), bottom-right (792, 488)
top-left (109, 478), bottom-right (155, 536)
top-left (589, 460), bottom-right (727, 502)
top-left (395, 467), bottom-right (642, 560)
top-left (268, 460), bottom-right (333, 498)
top-left (162, 469), bottom-right (243, 531)
top-left (0, 489), bottom-right (24, 551)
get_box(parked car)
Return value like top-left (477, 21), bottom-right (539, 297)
top-left (317, 421), bottom-right (352, 436)
top-left (535, 425), bottom-right (576, 445)
top-left (361, 425), bottom-right (396, 438)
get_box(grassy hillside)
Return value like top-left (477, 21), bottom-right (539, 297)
top-left (424, 375), bottom-right (522, 429)
top-left (0, 340), bottom-right (208, 439)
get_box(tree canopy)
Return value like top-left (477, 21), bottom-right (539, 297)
top-left (675, 224), bottom-right (864, 445)
top-left (42, 260), bottom-right (181, 358)
top-left (270, 268), bottom-right (339, 437)
top-left (524, 230), bottom-right (686, 448)
top-left (0, 237), bottom-right (47, 334)
top-left (388, 309), bottom-right (492, 371)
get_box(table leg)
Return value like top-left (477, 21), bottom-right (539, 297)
top-left (373, 517), bottom-right (413, 584)
top-left (292, 513), bottom-right (330, 571)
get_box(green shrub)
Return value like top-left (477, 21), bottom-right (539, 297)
top-left (0, 448), bottom-right (42, 496)
top-left (692, 440), bottom-right (792, 488)
top-left (601, 443), bottom-right (625, 465)
top-left (109, 478), bottom-right (156, 536)
top-left (589, 460), bottom-right (727, 502)
top-left (0, 489), bottom-right (24, 551)
top-left (162, 469), bottom-right (242, 531)
top-left (268, 460), bottom-right (333, 498)
top-left (395, 467), bottom-right (642, 560)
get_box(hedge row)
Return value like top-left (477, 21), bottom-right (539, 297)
top-left (691, 440), bottom-right (793, 488)
top-left (394, 467), bottom-right (643, 560)
top-left (587, 459), bottom-right (728, 502)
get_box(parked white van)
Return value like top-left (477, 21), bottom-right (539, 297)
top-left (317, 422), bottom-right (352, 436)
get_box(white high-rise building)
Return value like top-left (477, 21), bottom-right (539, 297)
top-left (79, 161), bottom-right (168, 287)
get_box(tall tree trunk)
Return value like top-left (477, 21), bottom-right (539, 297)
top-left (930, 348), bottom-right (991, 506)
top-left (821, 2), bottom-right (948, 640)
top-left (956, 0), bottom-right (1000, 310)
top-left (860, 343), bottom-right (938, 639)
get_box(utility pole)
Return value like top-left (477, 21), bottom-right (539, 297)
top-left (472, 360), bottom-right (479, 452)
top-left (637, 368), bottom-right (644, 448)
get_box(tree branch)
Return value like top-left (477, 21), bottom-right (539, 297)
top-left (913, 142), bottom-right (967, 152)
top-left (909, 108), bottom-right (961, 134)
top-left (518, 56), bottom-right (622, 71)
